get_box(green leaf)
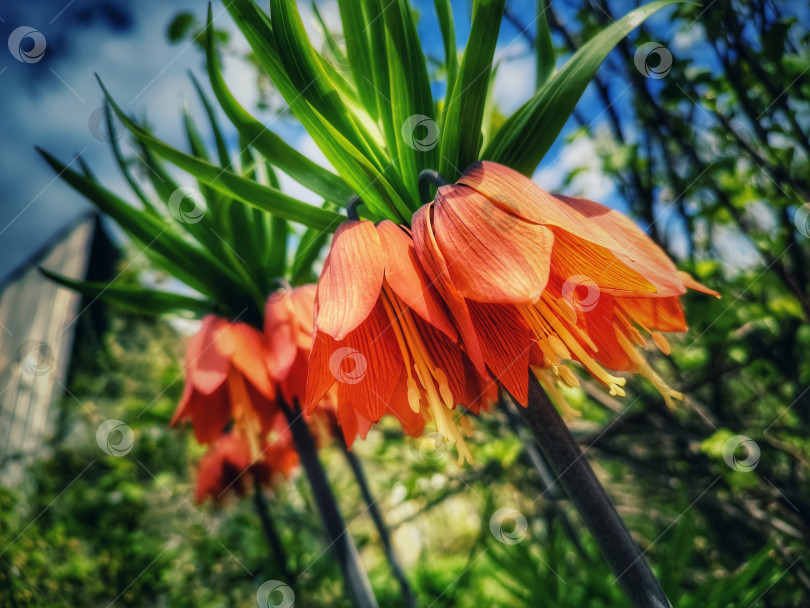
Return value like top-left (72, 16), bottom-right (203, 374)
top-left (291, 225), bottom-right (329, 285)
top-left (167, 12), bottom-right (196, 43)
top-left (40, 268), bottom-right (210, 317)
top-left (98, 78), bottom-right (346, 232)
top-left (225, 0), bottom-right (407, 220)
top-left (483, 0), bottom-right (682, 175)
top-left (439, 0), bottom-right (506, 181)
top-left (336, 0), bottom-right (378, 119)
top-left (36, 147), bottom-right (243, 302)
top-left (268, 0), bottom-right (379, 158)
top-left (362, 0), bottom-right (395, 147)
top-left (267, 215), bottom-right (289, 278)
top-left (382, 0), bottom-right (436, 205)
top-left (189, 71), bottom-right (231, 167)
top-left (105, 103), bottom-right (160, 218)
top-left (535, 0), bottom-right (554, 89)
top-left (203, 20), bottom-right (354, 206)
top-left (434, 0), bottom-right (458, 104)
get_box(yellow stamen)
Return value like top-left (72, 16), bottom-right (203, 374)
top-left (381, 286), bottom-right (473, 464)
top-left (226, 368), bottom-right (262, 462)
top-left (534, 298), bottom-right (626, 395)
top-left (651, 332), bottom-right (671, 355)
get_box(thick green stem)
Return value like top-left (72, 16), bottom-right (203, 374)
top-left (252, 472), bottom-right (294, 583)
top-left (520, 375), bottom-right (671, 608)
top-left (503, 399), bottom-right (591, 563)
top-left (280, 400), bottom-right (379, 608)
top-left (338, 434), bottom-right (417, 608)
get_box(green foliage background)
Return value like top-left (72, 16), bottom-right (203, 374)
top-left (2, 0), bottom-right (809, 606)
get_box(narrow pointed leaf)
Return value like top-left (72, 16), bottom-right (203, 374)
top-left (40, 268), bottom-right (210, 316)
top-left (204, 22), bottom-right (354, 205)
top-left (439, 0), bottom-right (506, 181)
top-left (189, 71), bottom-right (231, 167)
top-left (434, 0), bottom-right (458, 109)
top-left (336, 0), bottom-right (378, 118)
top-left (99, 80), bottom-right (346, 232)
top-left (383, 0), bottom-right (436, 204)
top-left (36, 147), bottom-right (243, 301)
top-left (535, 0), bottom-right (555, 89)
top-left (483, 0), bottom-right (681, 175)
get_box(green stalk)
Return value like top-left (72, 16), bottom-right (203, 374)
top-left (520, 374), bottom-right (671, 608)
top-left (280, 400), bottom-right (379, 608)
top-left (252, 472), bottom-right (294, 584)
top-left (502, 398), bottom-right (591, 563)
top-left (337, 434), bottom-right (416, 608)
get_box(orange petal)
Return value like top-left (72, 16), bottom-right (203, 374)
top-left (290, 284), bottom-right (318, 346)
top-left (617, 296), bottom-right (688, 333)
top-left (461, 358), bottom-right (498, 415)
top-left (337, 397), bottom-right (374, 449)
top-left (554, 194), bottom-right (686, 297)
top-left (467, 301), bottom-right (532, 405)
top-left (411, 312), bottom-right (465, 399)
top-left (376, 220), bottom-right (456, 340)
top-left (459, 161), bottom-right (623, 250)
top-left (575, 293), bottom-right (635, 371)
top-left (316, 221), bottom-right (385, 340)
top-left (188, 315), bottom-right (235, 395)
top-left (281, 349), bottom-right (309, 408)
top-left (549, 228), bottom-right (657, 295)
top-left (308, 300), bottom-right (403, 421)
top-left (678, 271), bottom-right (720, 298)
top-left (172, 380), bottom-right (194, 426)
top-left (230, 322), bottom-right (275, 400)
top-left (412, 204), bottom-right (487, 377)
top-left (264, 289), bottom-right (299, 381)
top-left (185, 384), bottom-right (232, 444)
top-left (334, 302), bottom-right (404, 421)
top-left (385, 372), bottom-right (427, 437)
top-left (458, 162), bottom-right (687, 297)
top-left (433, 185), bottom-right (554, 304)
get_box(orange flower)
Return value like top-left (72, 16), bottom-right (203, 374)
top-left (306, 220), bottom-right (496, 463)
top-left (195, 421), bottom-right (298, 504)
top-left (264, 283), bottom-right (374, 448)
top-left (173, 315), bottom-right (277, 446)
top-left (412, 161), bottom-right (718, 408)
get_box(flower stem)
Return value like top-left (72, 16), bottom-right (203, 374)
top-left (280, 400), bottom-right (379, 608)
top-left (502, 399), bottom-right (592, 564)
top-left (252, 472), bottom-right (294, 583)
top-left (520, 375), bottom-right (671, 608)
top-left (337, 434), bottom-right (417, 608)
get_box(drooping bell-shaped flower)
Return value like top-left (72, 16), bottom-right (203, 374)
top-left (264, 283), bottom-right (373, 448)
top-left (306, 220), bottom-right (497, 463)
top-left (195, 417), bottom-right (298, 504)
top-left (412, 161), bottom-right (718, 408)
top-left (173, 315), bottom-right (277, 445)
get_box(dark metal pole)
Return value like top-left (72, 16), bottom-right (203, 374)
top-left (520, 375), bottom-right (672, 608)
top-left (280, 400), bottom-right (379, 608)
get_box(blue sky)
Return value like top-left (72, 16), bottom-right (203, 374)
top-left (0, 0), bottom-right (694, 283)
